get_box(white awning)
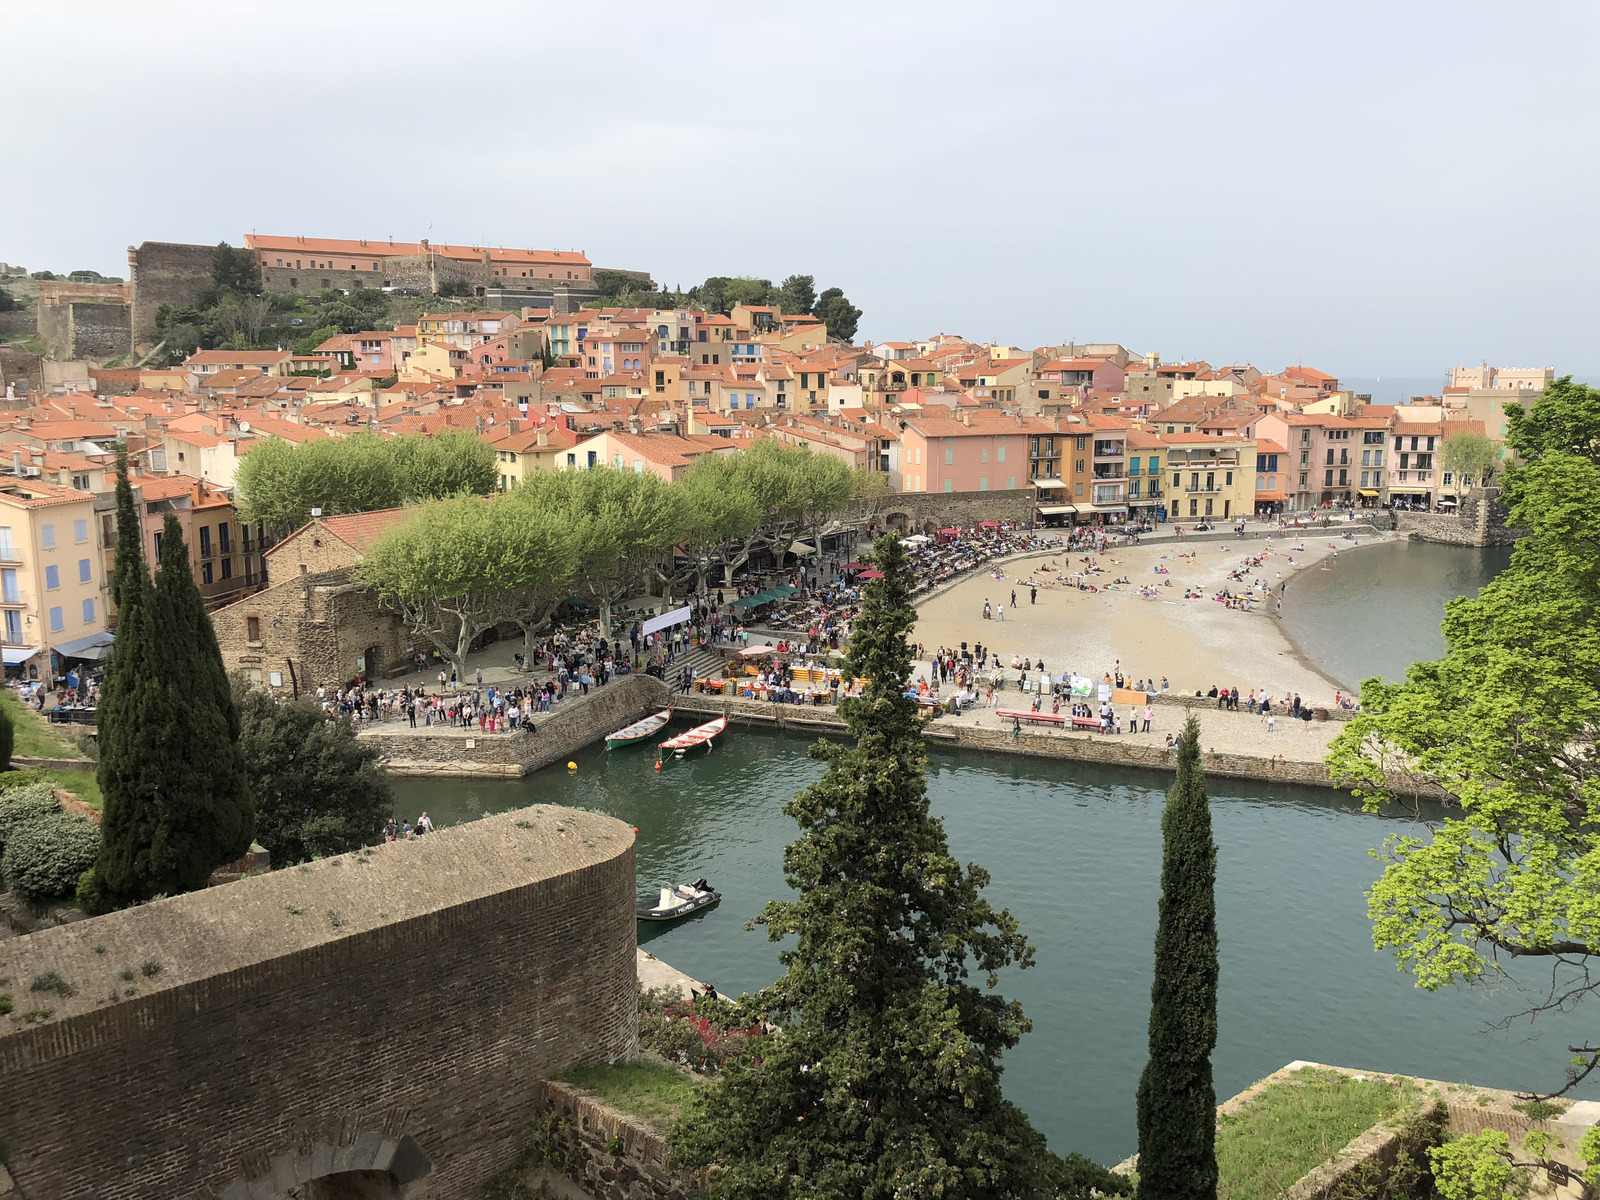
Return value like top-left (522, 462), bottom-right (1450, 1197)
top-left (1, 647), bottom-right (37, 665)
top-left (788, 540), bottom-right (818, 557)
top-left (1031, 477), bottom-right (1067, 489)
top-left (1037, 504), bottom-right (1075, 516)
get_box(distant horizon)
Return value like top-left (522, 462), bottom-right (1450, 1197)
top-left (4, 3), bottom-right (1595, 377)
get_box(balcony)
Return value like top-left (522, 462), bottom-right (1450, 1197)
top-left (1091, 466), bottom-right (1125, 480)
top-left (1092, 441), bottom-right (1125, 458)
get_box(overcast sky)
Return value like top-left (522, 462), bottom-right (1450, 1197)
top-left (6, 1), bottom-right (1596, 376)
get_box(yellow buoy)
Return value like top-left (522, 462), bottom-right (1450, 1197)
top-left (567, 761), bottom-right (577, 771)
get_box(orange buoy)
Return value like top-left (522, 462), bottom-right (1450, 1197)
top-left (654, 761), bottom-right (661, 772)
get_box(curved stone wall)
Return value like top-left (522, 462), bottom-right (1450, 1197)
top-left (0, 805), bottom-right (637, 1200)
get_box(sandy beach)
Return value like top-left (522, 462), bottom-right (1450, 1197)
top-left (912, 529), bottom-right (1400, 708)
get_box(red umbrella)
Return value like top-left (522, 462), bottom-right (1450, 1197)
top-left (859, 569), bottom-right (885, 580)
top-left (842, 562), bottom-right (867, 570)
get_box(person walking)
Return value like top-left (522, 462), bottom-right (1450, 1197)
top-left (1030, 585), bottom-right (1037, 605)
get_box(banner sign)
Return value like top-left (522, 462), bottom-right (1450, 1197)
top-left (641, 605), bottom-right (693, 637)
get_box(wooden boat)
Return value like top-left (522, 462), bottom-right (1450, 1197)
top-left (637, 878), bottom-right (721, 922)
top-left (606, 708), bottom-right (672, 750)
top-left (658, 715), bottom-right (727, 756)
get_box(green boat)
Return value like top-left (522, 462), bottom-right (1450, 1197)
top-left (606, 708), bottom-right (672, 750)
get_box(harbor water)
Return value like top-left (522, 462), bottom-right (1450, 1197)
top-left (390, 541), bottom-right (1550, 1165)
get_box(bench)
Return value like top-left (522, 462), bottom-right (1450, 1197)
top-left (996, 708), bottom-right (1065, 727)
top-left (1071, 716), bottom-right (1103, 731)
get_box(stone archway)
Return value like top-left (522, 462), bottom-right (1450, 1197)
top-left (883, 509), bottom-right (911, 532)
top-left (219, 1133), bottom-right (431, 1200)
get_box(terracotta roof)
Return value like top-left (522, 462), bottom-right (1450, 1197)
top-left (244, 235), bottom-right (589, 268)
top-left (317, 509), bottom-right (413, 552)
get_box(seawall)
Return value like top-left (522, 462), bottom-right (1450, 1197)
top-left (666, 693), bottom-right (1442, 799)
top-left (361, 672), bottom-right (672, 776)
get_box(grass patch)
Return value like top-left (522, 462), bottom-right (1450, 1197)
top-left (1217, 1067), bottom-right (1423, 1200)
top-left (0, 691), bottom-right (87, 761)
top-left (48, 769), bottom-right (101, 810)
top-left (561, 1059), bottom-right (699, 1129)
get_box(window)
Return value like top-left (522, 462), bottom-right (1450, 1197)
top-left (40, 523), bottom-right (55, 549)
top-left (219, 523), bottom-right (230, 554)
top-left (1205, 499), bottom-right (1213, 515)
top-left (1338, 469), bottom-right (1348, 486)
top-left (998, 445), bottom-right (1006, 462)
top-left (74, 519), bottom-right (88, 543)
top-left (82, 598), bottom-right (95, 624)
top-left (4, 611), bottom-right (20, 642)
top-left (221, 558), bottom-right (232, 579)
top-left (202, 561), bottom-right (213, 584)
top-left (1325, 470), bottom-right (1334, 486)
top-left (0, 528), bottom-right (13, 560)
top-left (49, 606), bottom-right (63, 633)
top-left (979, 477), bottom-right (989, 491)
top-left (153, 531), bottom-right (163, 564)
top-left (1326, 449), bottom-right (1335, 465)
top-left (1189, 499), bottom-right (1199, 516)
top-left (980, 448), bottom-right (988, 463)
top-left (944, 446), bottom-right (954, 466)
top-left (44, 565), bottom-right (58, 590)
top-left (1361, 471), bottom-right (1370, 487)
top-left (0, 570), bottom-right (15, 603)
top-left (943, 479), bottom-right (954, 493)
top-left (247, 615), bottom-right (262, 642)
top-left (1007, 477), bottom-right (1015, 489)
top-left (78, 558), bottom-right (90, 583)
top-left (1225, 471), bottom-right (1233, 485)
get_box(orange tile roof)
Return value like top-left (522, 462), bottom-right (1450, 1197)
top-left (244, 235), bottom-right (589, 268)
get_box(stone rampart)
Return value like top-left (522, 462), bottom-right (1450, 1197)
top-left (0, 803), bottom-right (638, 1200)
top-left (1394, 487), bottom-right (1521, 547)
top-left (497, 1079), bottom-right (703, 1200)
top-left (365, 672), bottom-right (671, 776)
top-left (128, 241), bottom-right (215, 346)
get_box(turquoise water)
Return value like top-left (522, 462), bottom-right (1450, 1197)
top-left (392, 719), bottom-right (1574, 1166)
top-left (1280, 540), bottom-right (1512, 688)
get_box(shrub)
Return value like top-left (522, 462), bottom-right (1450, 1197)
top-left (0, 769), bottom-right (57, 794)
top-left (76, 866), bottom-right (106, 915)
top-left (0, 783), bottom-right (60, 852)
top-left (1, 812), bottom-right (100, 903)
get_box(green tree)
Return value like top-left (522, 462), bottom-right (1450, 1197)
top-left (234, 681), bottom-right (393, 866)
top-left (776, 273), bottom-right (816, 316)
top-left (0, 287), bottom-right (18, 314)
top-left (1135, 714), bottom-right (1219, 1199)
top-left (390, 427), bottom-right (497, 501)
top-left (356, 494), bottom-right (527, 676)
top-left (294, 323), bottom-right (340, 357)
top-left (593, 269), bottom-right (654, 300)
top-left (815, 287), bottom-right (862, 342)
top-left (0, 694), bottom-right (13, 772)
top-left (1326, 378), bottom-right (1600, 1095)
top-left (670, 533), bottom-right (1121, 1199)
top-left (669, 453), bottom-right (763, 595)
top-left (96, 496), bottom-right (254, 907)
top-left (211, 241), bottom-right (262, 295)
top-left (1439, 431), bottom-right (1502, 488)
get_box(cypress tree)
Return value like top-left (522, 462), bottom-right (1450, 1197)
top-left (1135, 714), bottom-right (1220, 1199)
top-left (671, 533), bottom-right (1122, 1200)
top-left (0, 694), bottom-right (12, 771)
top-left (95, 471), bottom-right (253, 906)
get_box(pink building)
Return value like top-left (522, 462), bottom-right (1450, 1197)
top-left (1255, 412), bottom-right (1394, 510)
top-left (897, 414), bottom-right (1059, 494)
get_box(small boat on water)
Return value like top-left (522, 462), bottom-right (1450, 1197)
top-left (637, 878), bottom-right (721, 922)
top-left (606, 708), bottom-right (672, 750)
top-left (658, 715), bottom-right (727, 756)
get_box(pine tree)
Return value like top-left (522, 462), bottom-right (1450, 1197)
top-left (1135, 714), bottom-right (1220, 1200)
top-left (95, 479), bottom-right (253, 906)
top-left (670, 533), bottom-right (1122, 1200)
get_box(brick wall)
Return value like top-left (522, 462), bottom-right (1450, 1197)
top-left (128, 241), bottom-right (215, 346)
top-left (0, 803), bottom-right (639, 1200)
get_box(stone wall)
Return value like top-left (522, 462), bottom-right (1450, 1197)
top-left (213, 569), bottom-right (412, 693)
top-left (667, 694), bottom-right (1444, 799)
top-left (367, 672), bottom-right (671, 776)
top-left (0, 804), bottom-right (639, 1200)
top-left (128, 241), bottom-right (215, 346)
top-left (0, 347), bottom-right (44, 396)
top-left (850, 488), bottom-right (1039, 533)
top-left (497, 1080), bottom-right (703, 1200)
top-left (1394, 487), bottom-right (1521, 547)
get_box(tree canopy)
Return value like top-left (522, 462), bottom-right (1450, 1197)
top-left (1439, 431), bottom-right (1501, 487)
top-left (1326, 377), bottom-right (1600, 1095)
top-left (235, 429), bottom-right (496, 531)
top-left (355, 443), bottom-right (875, 670)
top-left (669, 533), bottom-right (1123, 1198)
top-left (815, 287), bottom-right (862, 342)
top-left (234, 680), bottom-right (394, 866)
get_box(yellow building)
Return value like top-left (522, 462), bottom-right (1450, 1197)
top-left (0, 478), bottom-right (107, 677)
top-left (487, 423), bottom-right (584, 489)
top-left (1160, 433), bottom-right (1257, 522)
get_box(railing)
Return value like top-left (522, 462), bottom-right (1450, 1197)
top-left (1091, 468), bottom-right (1125, 480)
